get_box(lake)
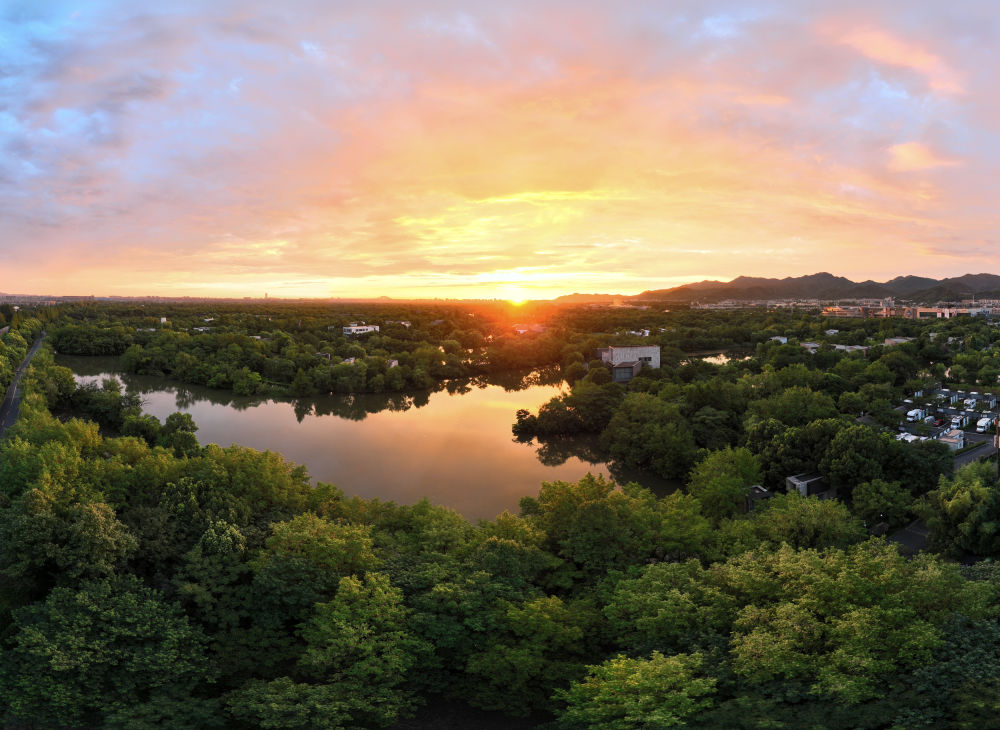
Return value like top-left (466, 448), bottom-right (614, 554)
top-left (55, 356), bottom-right (647, 520)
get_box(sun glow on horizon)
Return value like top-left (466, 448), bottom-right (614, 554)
top-left (4, 2), bottom-right (999, 296)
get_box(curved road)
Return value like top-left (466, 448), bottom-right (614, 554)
top-left (0, 332), bottom-right (46, 438)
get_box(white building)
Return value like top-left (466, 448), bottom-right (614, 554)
top-left (342, 323), bottom-right (380, 335)
top-left (599, 345), bottom-right (660, 369)
top-left (597, 345), bottom-right (661, 382)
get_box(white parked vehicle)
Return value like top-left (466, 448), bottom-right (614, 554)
top-left (978, 417), bottom-right (995, 433)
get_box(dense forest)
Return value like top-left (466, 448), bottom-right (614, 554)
top-left (6, 305), bottom-right (1000, 727)
top-left (43, 300), bottom-right (950, 398)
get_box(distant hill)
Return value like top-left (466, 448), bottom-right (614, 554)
top-left (551, 293), bottom-right (622, 303)
top-left (624, 272), bottom-right (1000, 303)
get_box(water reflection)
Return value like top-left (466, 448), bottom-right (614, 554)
top-left (529, 434), bottom-right (680, 498)
top-left (54, 355), bottom-right (639, 519)
top-left (681, 349), bottom-right (753, 366)
top-left (57, 355), bottom-right (565, 423)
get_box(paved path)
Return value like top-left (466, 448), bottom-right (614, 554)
top-left (0, 332), bottom-right (45, 438)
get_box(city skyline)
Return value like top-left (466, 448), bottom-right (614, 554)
top-left (5, 1), bottom-right (1000, 299)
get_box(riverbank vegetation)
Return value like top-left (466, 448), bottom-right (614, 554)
top-left (4, 335), bottom-right (1000, 728)
top-left (0, 309), bottom-right (49, 394)
top-left (9, 306), bottom-right (1000, 726)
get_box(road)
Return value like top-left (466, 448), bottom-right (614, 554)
top-left (952, 430), bottom-right (998, 470)
top-left (0, 332), bottom-right (46, 438)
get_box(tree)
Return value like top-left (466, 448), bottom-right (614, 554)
top-left (554, 652), bottom-right (717, 729)
top-left (465, 595), bottom-right (596, 714)
top-left (689, 405), bottom-right (740, 450)
top-left (0, 490), bottom-right (137, 601)
top-left (291, 572), bottom-right (428, 727)
top-left (686, 447), bottom-right (762, 523)
top-left (519, 475), bottom-right (672, 582)
top-left (747, 386), bottom-right (838, 427)
top-left (716, 493), bottom-right (866, 556)
top-left (564, 360), bottom-right (587, 384)
top-left (0, 577), bottom-right (215, 729)
top-left (600, 393), bottom-right (697, 480)
top-left (605, 560), bottom-right (734, 655)
top-left (852, 479), bottom-right (913, 529)
top-left (722, 540), bottom-right (974, 703)
top-left (251, 514), bottom-right (378, 624)
top-left (157, 411), bottom-right (200, 457)
top-left (820, 425), bottom-right (893, 500)
top-left (919, 461), bottom-right (1000, 557)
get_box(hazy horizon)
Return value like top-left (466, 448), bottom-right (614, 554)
top-left (12, 269), bottom-right (1000, 302)
top-left (5, 2), bottom-right (1000, 299)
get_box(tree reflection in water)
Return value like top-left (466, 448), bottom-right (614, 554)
top-left (56, 355), bottom-right (567, 423)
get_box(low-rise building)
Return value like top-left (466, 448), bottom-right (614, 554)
top-left (512, 323), bottom-right (547, 335)
top-left (746, 485), bottom-right (773, 512)
top-left (785, 472), bottom-right (836, 500)
top-left (342, 323), bottom-right (379, 335)
top-left (595, 345), bottom-right (661, 383)
top-left (822, 306), bottom-right (864, 318)
top-left (939, 429), bottom-right (965, 450)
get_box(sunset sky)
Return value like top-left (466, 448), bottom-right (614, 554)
top-left (3, 1), bottom-right (1000, 299)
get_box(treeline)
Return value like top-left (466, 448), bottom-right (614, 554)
top-left (49, 301), bottom-right (576, 396)
top-left (46, 302), bottom-right (973, 399)
top-left (1, 348), bottom-right (1000, 728)
top-left (0, 310), bottom-right (50, 394)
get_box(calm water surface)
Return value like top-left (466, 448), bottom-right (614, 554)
top-left (56, 356), bottom-right (628, 519)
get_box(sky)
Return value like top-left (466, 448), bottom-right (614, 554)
top-left (3, 0), bottom-right (1000, 299)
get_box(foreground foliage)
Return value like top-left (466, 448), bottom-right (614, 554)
top-left (7, 305), bottom-right (1000, 727)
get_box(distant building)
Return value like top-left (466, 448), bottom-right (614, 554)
top-left (939, 429), bottom-right (965, 450)
top-left (512, 323), bottom-right (548, 335)
top-left (785, 472), bottom-right (836, 500)
top-left (769, 336), bottom-right (788, 344)
top-left (596, 345), bottom-right (661, 382)
top-left (387, 359), bottom-right (399, 368)
top-left (884, 337), bottom-right (915, 347)
top-left (342, 323), bottom-right (379, 335)
top-left (822, 306), bottom-right (864, 318)
top-left (833, 344), bottom-right (869, 354)
top-left (386, 320), bottom-right (411, 328)
top-left (745, 485), bottom-right (773, 512)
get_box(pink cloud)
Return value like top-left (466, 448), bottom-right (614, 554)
top-left (887, 142), bottom-right (962, 172)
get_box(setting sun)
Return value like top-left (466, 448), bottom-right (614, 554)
top-left (3, 2), bottom-right (997, 298)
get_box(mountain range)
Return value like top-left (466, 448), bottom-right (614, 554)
top-left (555, 273), bottom-right (1000, 304)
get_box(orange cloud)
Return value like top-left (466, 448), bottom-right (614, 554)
top-left (887, 142), bottom-right (962, 172)
top-left (6, 2), bottom-right (1000, 298)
